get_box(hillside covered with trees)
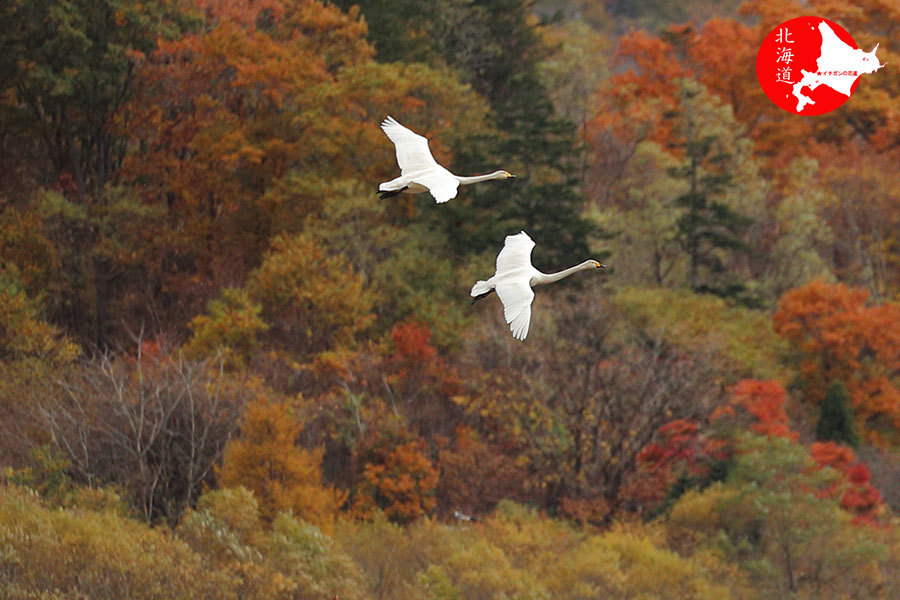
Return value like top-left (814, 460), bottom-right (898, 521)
top-left (2, 0), bottom-right (900, 597)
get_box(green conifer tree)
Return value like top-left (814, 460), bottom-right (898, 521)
top-left (815, 380), bottom-right (860, 448)
top-left (668, 85), bottom-right (755, 304)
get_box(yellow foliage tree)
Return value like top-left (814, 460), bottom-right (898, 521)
top-left (184, 287), bottom-right (268, 367)
top-left (0, 269), bottom-right (79, 365)
top-left (410, 501), bottom-right (741, 600)
top-left (217, 395), bottom-right (346, 528)
top-left (0, 484), bottom-right (233, 599)
top-left (246, 234), bottom-right (374, 357)
top-left (0, 270), bottom-right (79, 464)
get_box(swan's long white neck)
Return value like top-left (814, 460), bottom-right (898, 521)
top-left (456, 171), bottom-right (508, 185)
top-left (532, 261), bottom-right (597, 286)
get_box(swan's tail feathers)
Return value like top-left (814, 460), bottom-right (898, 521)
top-left (470, 280), bottom-right (492, 296)
top-left (377, 185), bottom-right (408, 200)
top-left (470, 280), bottom-right (494, 304)
top-left (470, 288), bottom-right (495, 305)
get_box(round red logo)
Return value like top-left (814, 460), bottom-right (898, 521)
top-left (756, 16), bottom-right (882, 115)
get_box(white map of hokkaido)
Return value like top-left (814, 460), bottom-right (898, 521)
top-left (792, 21), bottom-right (883, 112)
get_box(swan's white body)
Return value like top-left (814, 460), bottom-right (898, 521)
top-left (470, 231), bottom-right (604, 340)
top-left (379, 116), bottom-right (513, 204)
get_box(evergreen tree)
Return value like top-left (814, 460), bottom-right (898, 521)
top-left (668, 84), bottom-right (755, 304)
top-left (816, 381), bottom-right (860, 448)
top-left (435, 0), bottom-right (600, 268)
top-left (333, 0), bottom-right (439, 63)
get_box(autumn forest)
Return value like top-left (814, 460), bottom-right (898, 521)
top-left (2, 0), bottom-right (900, 598)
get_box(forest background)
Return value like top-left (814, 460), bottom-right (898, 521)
top-left (2, 0), bottom-right (900, 598)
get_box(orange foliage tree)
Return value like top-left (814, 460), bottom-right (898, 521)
top-left (218, 393), bottom-right (346, 527)
top-left (773, 280), bottom-right (900, 444)
top-left (590, 1), bottom-right (900, 165)
top-left (118, 0), bottom-right (373, 313)
top-left (282, 321), bottom-right (465, 523)
top-left (119, 0), bottom-right (488, 329)
top-left (591, 29), bottom-right (687, 147)
top-left (585, 28), bottom-right (687, 204)
top-left (715, 379), bottom-right (798, 441)
top-left (390, 319), bottom-right (437, 365)
top-left (355, 436), bottom-right (439, 524)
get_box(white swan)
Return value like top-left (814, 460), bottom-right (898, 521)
top-left (470, 231), bottom-right (605, 340)
top-left (378, 116), bottom-right (514, 204)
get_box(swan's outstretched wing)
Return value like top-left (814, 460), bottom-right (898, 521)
top-left (496, 231), bottom-right (535, 273)
top-left (410, 171), bottom-right (460, 204)
top-left (495, 279), bottom-right (534, 340)
top-left (381, 116), bottom-right (439, 174)
top-left (493, 232), bottom-right (537, 340)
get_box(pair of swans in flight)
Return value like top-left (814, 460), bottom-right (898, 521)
top-left (379, 116), bottom-right (605, 340)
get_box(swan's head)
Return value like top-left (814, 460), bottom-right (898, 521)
top-left (499, 170), bottom-right (515, 179)
top-left (589, 260), bottom-right (606, 269)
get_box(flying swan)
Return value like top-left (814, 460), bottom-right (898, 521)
top-left (378, 116), bottom-right (515, 204)
top-left (470, 231), bottom-right (605, 340)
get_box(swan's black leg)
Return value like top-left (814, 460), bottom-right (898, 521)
top-left (470, 289), bottom-right (495, 305)
top-left (377, 186), bottom-right (408, 199)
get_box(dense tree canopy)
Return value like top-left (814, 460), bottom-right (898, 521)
top-left (2, 0), bottom-right (900, 597)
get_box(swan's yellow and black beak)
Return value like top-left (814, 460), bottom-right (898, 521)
top-left (593, 261), bottom-right (606, 269)
top-left (506, 172), bottom-right (516, 178)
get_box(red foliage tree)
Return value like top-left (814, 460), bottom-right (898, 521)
top-left (637, 419), bottom-right (703, 474)
top-left (387, 320), bottom-right (463, 438)
top-left (632, 418), bottom-right (730, 508)
top-left (636, 380), bottom-right (794, 507)
top-left (391, 319), bottom-right (437, 366)
top-left (638, 384), bottom-right (887, 525)
top-left (810, 441), bottom-right (885, 524)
